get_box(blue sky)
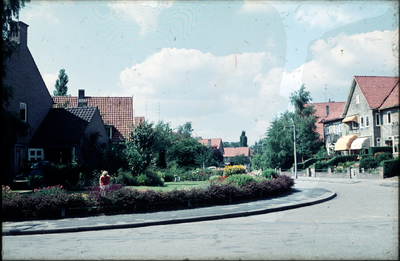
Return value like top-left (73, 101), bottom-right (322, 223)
top-left (19, 1), bottom-right (398, 145)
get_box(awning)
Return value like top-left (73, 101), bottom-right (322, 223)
top-left (350, 137), bottom-right (370, 150)
top-left (342, 115), bottom-right (358, 123)
top-left (334, 134), bottom-right (358, 151)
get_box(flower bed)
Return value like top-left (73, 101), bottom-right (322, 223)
top-left (2, 175), bottom-right (294, 220)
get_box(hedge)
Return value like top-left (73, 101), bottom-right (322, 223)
top-left (296, 157), bottom-right (329, 170)
top-left (359, 157), bottom-right (379, 169)
top-left (314, 155), bottom-right (358, 170)
top-left (2, 175), bottom-right (294, 220)
top-left (369, 146), bottom-right (393, 155)
top-left (382, 159), bottom-right (399, 178)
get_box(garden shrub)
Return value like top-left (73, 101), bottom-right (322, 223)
top-left (3, 175), bottom-right (295, 219)
top-left (27, 175), bottom-right (45, 190)
top-left (41, 162), bottom-right (83, 188)
top-left (115, 169), bottom-right (138, 186)
top-left (136, 174), bottom-right (149, 186)
top-left (296, 157), bottom-right (329, 170)
top-left (369, 146), bottom-right (393, 156)
top-left (226, 174), bottom-right (255, 186)
top-left (223, 165), bottom-right (246, 176)
top-left (374, 152), bottom-right (393, 163)
top-left (261, 169), bottom-right (278, 179)
top-left (314, 155), bottom-right (358, 170)
top-left (143, 169), bottom-right (164, 186)
top-left (382, 159), bottom-right (399, 178)
top-left (359, 157), bottom-right (379, 169)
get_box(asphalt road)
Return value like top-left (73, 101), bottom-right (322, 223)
top-left (2, 177), bottom-right (398, 260)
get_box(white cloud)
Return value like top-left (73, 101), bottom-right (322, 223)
top-left (42, 73), bottom-right (58, 94)
top-left (116, 48), bottom-right (288, 143)
top-left (107, 1), bottom-right (172, 35)
top-left (301, 28), bottom-right (399, 102)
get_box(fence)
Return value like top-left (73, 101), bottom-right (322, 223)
top-left (278, 166), bottom-right (384, 179)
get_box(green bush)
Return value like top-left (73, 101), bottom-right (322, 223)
top-left (27, 175), bottom-right (45, 190)
top-left (359, 157), bottom-right (379, 169)
top-left (261, 169), bottom-right (278, 179)
top-left (369, 146), bottom-right (393, 155)
top-left (374, 152), bottom-right (393, 163)
top-left (226, 174), bottom-right (256, 187)
top-left (313, 155), bottom-right (358, 170)
top-left (209, 175), bottom-right (221, 181)
top-left (382, 159), bottom-right (399, 178)
top-left (115, 169), bottom-right (137, 186)
top-left (296, 157), bottom-right (329, 170)
top-left (144, 169), bottom-right (164, 186)
top-left (41, 162), bottom-right (83, 187)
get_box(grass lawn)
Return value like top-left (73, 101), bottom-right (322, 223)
top-left (128, 181), bottom-right (210, 191)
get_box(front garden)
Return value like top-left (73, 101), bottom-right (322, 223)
top-left (3, 166), bottom-right (294, 220)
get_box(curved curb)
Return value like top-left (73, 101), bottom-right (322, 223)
top-left (3, 189), bottom-right (336, 236)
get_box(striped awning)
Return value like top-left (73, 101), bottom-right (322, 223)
top-left (342, 115), bottom-right (358, 123)
top-left (334, 134), bottom-right (358, 151)
top-left (350, 137), bottom-right (370, 150)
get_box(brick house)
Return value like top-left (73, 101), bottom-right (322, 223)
top-left (3, 22), bottom-right (54, 181)
top-left (223, 147), bottom-right (253, 169)
top-left (305, 101), bottom-right (346, 142)
top-left (198, 138), bottom-right (224, 155)
top-left (29, 107), bottom-right (109, 164)
top-left (334, 76), bottom-right (399, 155)
top-left (53, 90), bottom-right (135, 143)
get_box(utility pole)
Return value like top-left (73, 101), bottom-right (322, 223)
top-left (284, 125), bottom-right (297, 179)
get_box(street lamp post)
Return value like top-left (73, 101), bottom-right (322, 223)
top-left (284, 125), bottom-right (297, 179)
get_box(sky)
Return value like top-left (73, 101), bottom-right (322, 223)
top-left (19, 0), bottom-right (399, 145)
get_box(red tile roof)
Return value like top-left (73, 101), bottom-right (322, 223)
top-left (354, 76), bottom-right (399, 109)
top-left (198, 138), bottom-right (223, 150)
top-left (305, 101), bottom-right (346, 139)
top-left (223, 147), bottom-right (251, 158)
top-left (53, 96), bottom-right (134, 142)
top-left (380, 81), bottom-right (399, 109)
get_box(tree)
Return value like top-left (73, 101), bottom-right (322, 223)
top-left (231, 154), bottom-right (250, 165)
top-left (125, 120), bottom-right (156, 174)
top-left (153, 121), bottom-right (174, 168)
top-left (54, 69), bottom-right (68, 96)
top-left (239, 130), bottom-right (248, 147)
top-left (168, 137), bottom-right (209, 168)
top-left (260, 85), bottom-right (322, 169)
top-left (176, 121), bottom-right (193, 139)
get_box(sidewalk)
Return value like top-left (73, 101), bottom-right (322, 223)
top-left (2, 180), bottom-right (337, 236)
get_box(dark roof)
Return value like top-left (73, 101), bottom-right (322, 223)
top-left (53, 96), bottom-right (134, 142)
top-left (30, 107), bottom-right (98, 148)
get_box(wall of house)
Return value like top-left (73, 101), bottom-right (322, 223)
top-left (85, 109), bottom-right (109, 145)
top-left (380, 107), bottom-right (399, 145)
top-left (323, 120), bottom-right (343, 155)
top-left (3, 22), bottom-right (53, 180)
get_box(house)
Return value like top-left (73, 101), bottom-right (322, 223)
top-left (198, 138), bottom-right (224, 155)
top-left (2, 22), bottom-right (54, 181)
top-left (334, 76), bottom-right (399, 155)
top-left (29, 107), bottom-right (109, 164)
top-left (53, 90), bottom-right (135, 143)
top-left (305, 101), bottom-right (346, 141)
top-left (319, 102), bottom-right (346, 155)
top-left (223, 147), bottom-right (252, 169)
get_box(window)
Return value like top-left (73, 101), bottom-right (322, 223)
top-left (352, 121), bottom-right (359, 129)
top-left (356, 95), bottom-right (360, 104)
top-left (375, 113), bottom-right (381, 126)
top-left (376, 138), bottom-right (381, 147)
top-left (360, 117), bottom-right (364, 128)
top-left (20, 102), bottom-right (27, 122)
top-left (28, 148), bottom-right (44, 161)
top-left (338, 124), bottom-right (341, 133)
top-left (387, 112), bottom-right (392, 124)
top-left (365, 115), bottom-right (369, 127)
top-left (105, 126), bottom-right (113, 140)
top-left (333, 125), bottom-right (336, 134)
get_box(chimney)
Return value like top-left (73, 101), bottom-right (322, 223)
top-left (326, 105), bottom-right (329, 116)
top-left (78, 89), bottom-right (87, 107)
top-left (10, 21), bottom-right (29, 48)
top-left (208, 139), bottom-right (211, 147)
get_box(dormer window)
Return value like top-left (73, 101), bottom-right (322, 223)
top-left (20, 102), bottom-right (27, 122)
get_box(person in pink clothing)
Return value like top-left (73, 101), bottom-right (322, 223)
top-left (99, 170), bottom-right (110, 195)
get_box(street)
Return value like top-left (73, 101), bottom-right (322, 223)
top-left (2, 177), bottom-right (398, 260)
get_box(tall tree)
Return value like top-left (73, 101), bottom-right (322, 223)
top-left (54, 68), bottom-right (69, 96)
top-left (239, 130), bottom-right (248, 147)
top-left (176, 121), bottom-right (193, 139)
top-left (260, 85), bottom-right (322, 169)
